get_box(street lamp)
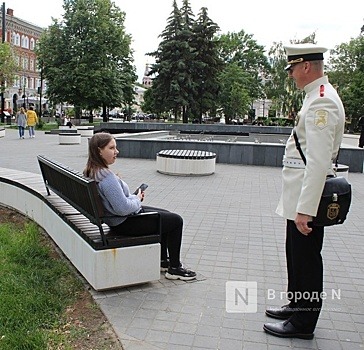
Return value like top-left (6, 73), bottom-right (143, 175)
top-left (18, 87), bottom-right (22, 110)
top-left (22, 76), bottom-right (26, 108)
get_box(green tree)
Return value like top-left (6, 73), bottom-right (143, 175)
top-left (328, 34), bottom-right (364, 130)
top-left (266, 42), bottom-right (289, 117)
top-left (217, 30), bottom-right (270, 101)
top-left (266, 33), bottom-right (317, 119)
top-left (147, 0), bottom-right (185, 122)
top-left (37, 0), bottom-right (136, 121)
top-left (0, 42), bottom-right (18, 93)
top-left (148, 0), bottom-right (221, 124)
top-left (218, 62), bottom-right (251, 124)
top-left (148, 0), bottom-right (200, 123)
top-left (178, 0), bottom-right (196, 122)
top-left (190, 7), bottom-right (222, 123)
top-left (0, 42), bottom-right (18, 119)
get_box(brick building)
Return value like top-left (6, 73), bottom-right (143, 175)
top-left (0, 7), bottom-right (44, 114)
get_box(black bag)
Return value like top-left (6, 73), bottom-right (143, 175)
top-left (293, 130), bottom-right (352, 226)
top-left (312, 176), bottom-right (351, 226)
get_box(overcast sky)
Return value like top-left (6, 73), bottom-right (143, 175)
top-left (4, 0), bottom-right (364, 81)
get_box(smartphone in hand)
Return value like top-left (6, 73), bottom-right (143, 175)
top-left (134, 183), bottom-right (148, 195)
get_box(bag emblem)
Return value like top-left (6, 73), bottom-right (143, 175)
top-left (327, 203), bottom-right (340, 220)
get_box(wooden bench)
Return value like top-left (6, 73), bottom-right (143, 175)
top-left (156, 149), bottom-right (216, 176)
top-left (0, 157), bottom-right (162, 290)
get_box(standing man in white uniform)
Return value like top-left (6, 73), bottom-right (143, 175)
top-left (263, 44), bottom-right (345, 339)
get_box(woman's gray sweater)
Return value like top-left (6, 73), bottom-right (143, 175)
top-left (96, 169), bottom-right (142, 227)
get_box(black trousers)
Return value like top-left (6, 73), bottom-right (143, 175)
top-left (109, 206), bottom-right (183, 268)
top-left (359, 127), bottom-right (364, 148)
top-left (285, 220), bottom-right (324, 333)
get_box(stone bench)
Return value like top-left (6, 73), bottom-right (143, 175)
top-left (157, 149), bottom-right (216, 176)
top-left (333, 163), bottom-right (349, 180)
top-left (0, 127), bottom-right (5, 138)
top-left (0, 158), bottom-right (161, 291)
top-left (59, 125), bottom-right (74, 130)
top-left (45, 128), bottom-right (78, 135)
top-left (59, 133), bottom-right (81, 145)
top-left (76, 126), bottom-right (94, 137)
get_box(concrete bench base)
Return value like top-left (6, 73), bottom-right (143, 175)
top-left (0, 169), bottom-right (161, 290)
top-left (0, 128), bottom-right (5, 138)
top-left (334, 164), bottom-right (349, 180)
top-left (76, 126), bottom-right (94, 137)
top-left (45, 128), bottom-right (77, 135)
top-left (59, 133), bottom-right (81, 145)
top-left (157, 149), bottom-right (216, 176)
top-left (59, 125), bottom-right (74, 130)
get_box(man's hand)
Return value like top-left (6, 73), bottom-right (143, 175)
top-left (294, 213), bottom-right (313, 235)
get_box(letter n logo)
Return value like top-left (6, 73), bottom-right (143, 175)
top-left (226, 281), bottom-right (258, 313)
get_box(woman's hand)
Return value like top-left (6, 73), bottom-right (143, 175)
top-left (137, 189), bottom-right (145, 202)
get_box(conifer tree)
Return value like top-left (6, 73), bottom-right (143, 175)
top-left (191, 7), bottom-right (222, 122)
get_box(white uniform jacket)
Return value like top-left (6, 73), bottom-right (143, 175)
top-left (276, 76), bottom-right (345, 221)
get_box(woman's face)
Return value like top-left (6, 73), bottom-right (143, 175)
top-left (99, 138), bottom-right (119, 165)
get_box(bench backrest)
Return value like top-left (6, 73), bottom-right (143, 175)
top-left (37, 155), bottom-right (107, 245)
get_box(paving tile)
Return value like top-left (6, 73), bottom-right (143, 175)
top-left (1, 128), bottom-right (363, 350)
top-left (169, 332), bottom-right (194, 347)
top-left (192, 335), bottom-right (220, 349)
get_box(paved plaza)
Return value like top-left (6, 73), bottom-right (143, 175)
top-left (0, 128), bottom-right (363, 350)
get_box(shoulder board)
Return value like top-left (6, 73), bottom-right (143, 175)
top-left (320, 85), bottom-right (325, 97)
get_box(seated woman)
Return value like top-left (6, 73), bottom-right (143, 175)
top-left (83, 132), bottom-right (196, 281)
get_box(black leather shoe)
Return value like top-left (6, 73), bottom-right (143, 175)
top-left (265, 304), bottom-right (295, 320)
top-left (263, 321), bottom-right (314, 340)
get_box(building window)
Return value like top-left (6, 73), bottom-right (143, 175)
top-left (22, 57), bottom-right (29, 70)
top-left (30, 59), bottom-right (34, 71)
top-left (30, 38), bottom-right (35, 50)
top-left (13, 76), bottom-right (20, 88)
top-left (21, 35), bottom-right (29, 49)
top-left (13, 33), bottom-right (20, 46)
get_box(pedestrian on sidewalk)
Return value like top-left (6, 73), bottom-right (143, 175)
top-left (16, 107), bottom-right (27, 139)
top-left (264, 43), bottom-right (345, 340)
top-left (357, 115), bottom-right (364, 148)
top-left (26, 106), bottom-right (38, 138)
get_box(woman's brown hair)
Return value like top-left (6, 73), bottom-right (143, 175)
top-left (83, 132), bottom-right (114, 179)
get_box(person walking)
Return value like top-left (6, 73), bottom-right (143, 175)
top-left (357, 115), bottom-right (364, 148)
top-left (16, 107), bottom-right (27, 139)
top-left (264, 43), bottom-right (345, 340)
top-left (26, 106), bottom-right (38, 138)
top-left (83, 132), bottom-right (197, 281)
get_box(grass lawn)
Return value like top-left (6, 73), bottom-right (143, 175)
top-left (0, 207), bottom-right (122, 350)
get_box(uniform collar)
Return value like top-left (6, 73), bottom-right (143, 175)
top-left (304, 76), bottom-right (328, 94)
